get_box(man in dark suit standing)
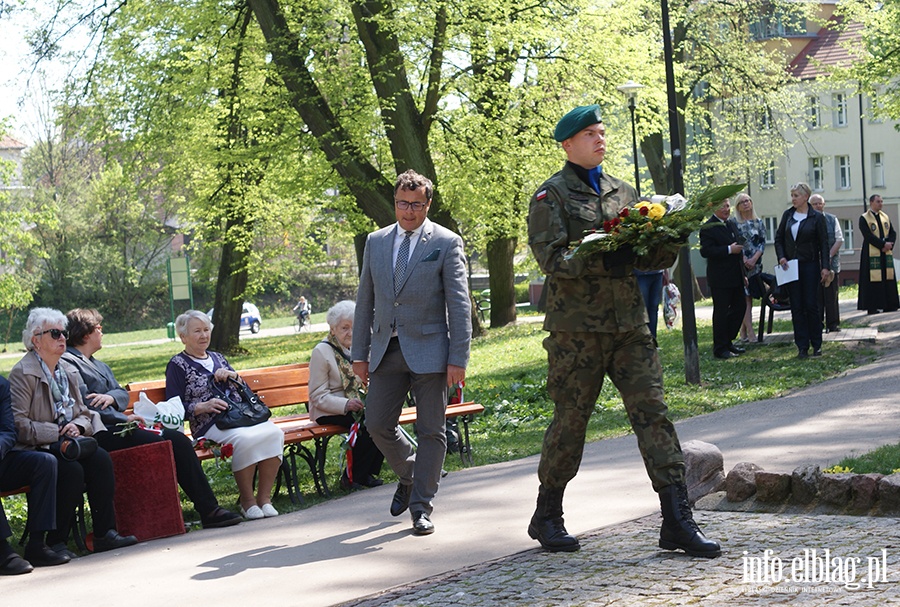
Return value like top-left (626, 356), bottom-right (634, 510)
top-left (352, 169), bottom-right (472, 536)
top-left (700, 199), bottom-right (747, 359)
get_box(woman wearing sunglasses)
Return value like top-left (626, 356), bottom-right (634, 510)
top-left (8, 307), bottom-right (137, 558)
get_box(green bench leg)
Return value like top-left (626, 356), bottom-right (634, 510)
top-left (274, 454), bottom-right (304, 506)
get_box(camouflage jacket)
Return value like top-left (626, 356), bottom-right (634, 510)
top-left (527, 163), bottom-right (648, 333)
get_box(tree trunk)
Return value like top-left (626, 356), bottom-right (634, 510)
top-left (641, 132), bottom-right (670, 195)
top-left (210, 217), bottom-right (251, 354)
top-left (208, 6), bottom-right (256, 355)
top-left (248, 0), bottom-right (459, 231)
top-left (486, 236), bottom-right (517, 327)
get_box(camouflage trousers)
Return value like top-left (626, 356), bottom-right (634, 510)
top-left (537, 328), bottom-right (685, 492)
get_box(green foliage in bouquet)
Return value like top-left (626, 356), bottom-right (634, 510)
top-left (565, 183), bottom-right (747, 259)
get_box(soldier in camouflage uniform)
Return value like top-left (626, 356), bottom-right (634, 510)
top-left (526, 104), bottom-right (720, 558)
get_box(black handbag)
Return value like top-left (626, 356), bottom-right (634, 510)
top-left (208, 376), bottom-right (271, 430)
top-left (48, 435), bottom-right (99, 461)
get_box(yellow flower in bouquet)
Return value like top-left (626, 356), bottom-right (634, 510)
top-left (635, 201), bottom-right (667, 221)
top-left (565, 183), bottom-right (746, 260)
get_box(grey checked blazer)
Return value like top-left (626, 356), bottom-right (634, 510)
top-left (352, 218), bottom-right (472, 374)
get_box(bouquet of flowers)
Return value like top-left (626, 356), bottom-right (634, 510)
top-left (340, 389), bottom-right (366, 485)
top-left (113, 418), bottom-right (165, 437)
top-left (196, 438), bottom-right (234, 469)
top-left (564, 183), bottom-right (747, 260)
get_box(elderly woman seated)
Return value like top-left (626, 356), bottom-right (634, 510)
top-left (309, 300), bottom-right (384, 490)
top-left (165, 310), bottom-right (284, 520)
top-left (9, 308), bottom-right (137, 558)
top-left (62, 308), bottom-right (241, 529)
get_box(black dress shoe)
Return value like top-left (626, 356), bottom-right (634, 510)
top-left (411, 511), bottom-right (434, 535)
top-left (0, 552), bottom-right (33, 575)
top-left (49, 543), bottom-right (78, 560)
top-left (812, 349), bottom-right (823, 357)
top-left (361, 475), bottom-right (384, 488)
top-left (24, 543), bottom-right (70, 567)
top-left (201, 506), bottom-right (242, 529)
top-left (93, 530), bottom-right (138, 553)
top-left (798, 350), bottom-right (809, 359)
top-left (714, 351), bottom-right (737, 359)
top-left (729, 345), bottom-right (745, 354)
top-left (340, 472), bottom-right (364, 491)
top-left (390, 482), bottom-right (412, 517)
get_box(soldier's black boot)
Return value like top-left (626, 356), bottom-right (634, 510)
top-left (658, 484), bottom-right (721, 558)
top-left (528, 486), bottom-right (580, 552)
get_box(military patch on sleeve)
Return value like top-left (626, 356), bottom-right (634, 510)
top-left (536, 189), bottom-right (547, 201)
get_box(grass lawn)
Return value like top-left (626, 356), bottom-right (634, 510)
top-left (0, 302), bottom-right (880, 540)
top-left (834, 443), bottom-right (900, 475)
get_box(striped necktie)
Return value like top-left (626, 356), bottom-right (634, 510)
top-left (394, 230), bottom-right (412, 295)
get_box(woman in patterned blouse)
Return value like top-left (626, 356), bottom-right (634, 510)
top-left (165, 310), bottom-right (284, 521)
top-left (733, 193), bottom-right (766, 342)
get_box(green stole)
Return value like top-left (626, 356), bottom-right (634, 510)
top-left (863, 209), bottom-right (895, 282)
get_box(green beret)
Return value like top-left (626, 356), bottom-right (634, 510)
top-left (554, 104), bottom-right (603, 142)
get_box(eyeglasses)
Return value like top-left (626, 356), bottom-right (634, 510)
top-left (34, 328), bottom-right (68, 340)
top-left (395, 200), bottom-right (427, 211)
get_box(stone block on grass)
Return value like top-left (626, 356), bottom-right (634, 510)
top-left (756, 471), bottom-right (791, 503)
top-left (726, 462), bottom-right (762, 502)
top-left (850, 473), bottom-right (882, 512)
top-left (819, 473), bottom-right (853, 506)
top-left (683, 440), bottom-right (726, 505)
top-left (791, 465), bottom-right (821, 504)
top-left (877, 474), bottom-right (900, 512)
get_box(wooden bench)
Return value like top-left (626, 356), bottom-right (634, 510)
top-left (0, 486), bottom-right (83, 553)
top-left (0, 486), bottom-right (30, 547)
top-left (125, 363), bottom-right (484, 501)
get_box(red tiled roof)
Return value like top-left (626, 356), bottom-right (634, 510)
top-left (0, 135), bottom-right (26, 150)
top-left (789, 15), bottom-right (864, 80)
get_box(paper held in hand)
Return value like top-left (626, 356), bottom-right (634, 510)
top-left (774, 259), bottom-right (799, 286)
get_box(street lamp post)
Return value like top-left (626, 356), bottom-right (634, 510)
top-left (617, 80), bottom-right (644, 197)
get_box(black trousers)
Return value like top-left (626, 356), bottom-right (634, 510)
top-left (46, 447), bottom-right (117, 545)
top-left (0, 450), bottom-right (57, 537)
top-left (316, 414), bottom-right (384, 483)
top-left (819, 274), bottom-right (840, 330)
top-left (96, 427), bottom-right (218, 516)
top-left (710, 284), bottom-right (745, 355)
top-left (787, 261), bottom-right (823, 352)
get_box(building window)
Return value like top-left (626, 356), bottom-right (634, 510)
top-left (833, 93), bottom-right (848, 127)
top-left (764, 217), bottom-right (778, 244)
top-left (836, 156), bottom-right (851, 190)
top-left (749, 9), bottom-right (808, 40)
top-left (841, 219), bottom-right (854, 251)
top-left (810, 157), bottom-right (824, 191)
top-left (760, 161), bottom-right (776, 188)
top-left (867, 93), bottom-right (884, 124)
top-left (760, 107), bottom-right (772, 131)
top-left (808, 95), bottom-right (820, 128)
top-left (872, 152), bottom-right (885, 188)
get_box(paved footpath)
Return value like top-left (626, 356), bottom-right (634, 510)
top-left (4, 302), bottom-right (900, 606)
top-left (348, 512), bottom-right (900, 607)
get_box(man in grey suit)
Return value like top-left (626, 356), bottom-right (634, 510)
top-left (352, 169), bottom-right (471, 535)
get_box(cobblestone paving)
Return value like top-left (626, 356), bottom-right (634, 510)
top-left (346, 512), bottom-right (900, 607)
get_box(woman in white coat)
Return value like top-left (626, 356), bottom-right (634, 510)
top-left (309, 301), bottom-right (384, 490)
